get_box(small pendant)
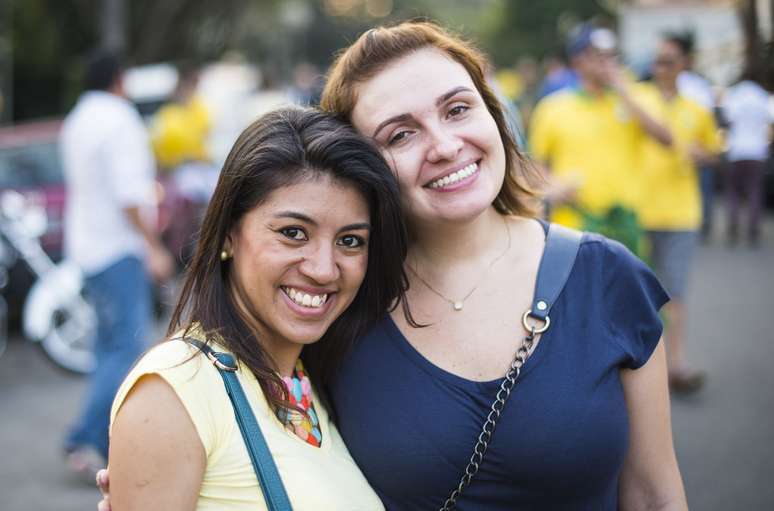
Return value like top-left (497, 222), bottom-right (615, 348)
top-left (453, 301), bottom-right (464, 311)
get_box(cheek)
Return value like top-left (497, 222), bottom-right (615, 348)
top-left (343, 254), bottom-right (369, 290)
top-left (382, 148), bottom-right (422, 189)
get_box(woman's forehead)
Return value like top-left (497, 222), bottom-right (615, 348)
top-left (351, 48), bottom-right (477, 131)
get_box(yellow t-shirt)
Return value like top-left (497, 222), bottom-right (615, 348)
top-left (633, 84), bottom-right (723, 230)
top-left (529, 88), bottom-right (646, 228)
top-left (110, 339), bottom-right (384, 511)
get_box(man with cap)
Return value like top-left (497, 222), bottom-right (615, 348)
top-left (529, 24), bottom-right (673, 232)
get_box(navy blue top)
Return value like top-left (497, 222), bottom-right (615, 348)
top-left (330, 231), bottom-right (669, 511)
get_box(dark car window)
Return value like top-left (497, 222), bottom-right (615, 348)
top-left (0, 142), bottom-right (63, 189)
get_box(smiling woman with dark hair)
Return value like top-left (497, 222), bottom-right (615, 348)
top-left (107, 107), bottom-right (406, 510)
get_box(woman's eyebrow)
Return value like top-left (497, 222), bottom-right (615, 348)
top-left (436, 86), bottom-right (474, 106)
top-left (274, 211), bottom-right (316, 225)
top-left (371, 86), bottom-right (476, 138)
top-left (372, 113), bottom-right (411, 138)
top-left (338, 222), bottom-right (371, 234)
top-left (274, 212), bottom-right (371, 233)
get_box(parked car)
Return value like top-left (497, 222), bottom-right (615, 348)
top-left (0, 120), bottom-right (65, 321)
top-left (0, 118), bottom-right (198, 329)
top-left (0, 119), bottom-right (65, 258)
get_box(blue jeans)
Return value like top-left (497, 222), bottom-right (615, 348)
top-left (65, 256), bottom-right (151, 459)
top-left (699, 166), bottom-right (715, 236)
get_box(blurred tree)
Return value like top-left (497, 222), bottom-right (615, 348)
top-left (7, 0), bottom-right (274, 121)
top-left (9, 0), bottom-right (96, 120)
top-left (127, 0), bottom-right (259, 64)
top-left (480, 0), bottom-right (616, 66)
top-left (101, 0), bottom-right (125, 53)
top-left (6, 0), bottom-right (539, 121)
top-left (737, 0), bottom-right (774, 89)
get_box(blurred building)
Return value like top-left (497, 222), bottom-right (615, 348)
top-left (619, 0), bottom-right (772, 85)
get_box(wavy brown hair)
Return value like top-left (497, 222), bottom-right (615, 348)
top-left (168, 106), bottom-right (410, 415)
top-left (321, 19), bottom-right (542, 216)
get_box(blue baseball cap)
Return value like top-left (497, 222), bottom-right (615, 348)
top-left (566, 24), bottom-right (617, 57)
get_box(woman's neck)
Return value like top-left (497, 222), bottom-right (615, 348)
top-left (267, 343), bottom-right (303, 378)
top-left (408, 207), bottom-right (509, 272)
top-left (231, 288), bottom-right (302, 377)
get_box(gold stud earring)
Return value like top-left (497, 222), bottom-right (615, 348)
top-left (220, 249), bottom-right (231, 261)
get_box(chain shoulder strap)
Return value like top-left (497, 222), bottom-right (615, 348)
top-left (438, 223), bottom-right (582, 510)
top-left (439, 322), bottom-right (538, 511)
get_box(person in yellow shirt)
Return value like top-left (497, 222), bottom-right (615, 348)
top-left (636, 36), bottom-right (723, 393)
top-left (529, 24), bottom-right (673, 235)
top-left (107, 107), bottom-right (408, 510)
top-left (150, 68), bottom-right (212, 171)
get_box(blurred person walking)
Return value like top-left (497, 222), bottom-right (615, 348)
top-left (151, 65), bottom-right (219, 265)
top-left (674, 33), bottom-right (720, 242)
top-left (636, 36), bottom-right (723, 392)
top-left (60, 50), bottom-right (173, 478)
top-left (529, 24), bottom-right (673, 245)
top-left (721, 68), bottom-right (773, 247)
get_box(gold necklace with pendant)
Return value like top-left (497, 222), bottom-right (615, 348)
top-left (408, 215), bottom-right (511, 312)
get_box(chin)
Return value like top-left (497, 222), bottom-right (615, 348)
top-left (283, 326), bottom-right (329, 346)
top-left (435, 194), bottom-right (498, 222)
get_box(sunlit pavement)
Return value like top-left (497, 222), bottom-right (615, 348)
top-left (670, 213), bottom-right (774, 510)
top-left (1, 215), bottom-right (773, 511)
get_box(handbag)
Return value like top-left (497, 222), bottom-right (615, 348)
top-left (185, 338), bottom-right (294, 511)
top-left (439, 223), bottom-right (583, 511)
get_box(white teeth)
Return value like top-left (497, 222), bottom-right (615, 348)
top-left (428, 162), bottom-right (479, 189)
top-left (282, 287), bottom-right (328, 309)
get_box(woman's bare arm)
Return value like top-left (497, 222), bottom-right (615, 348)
top-left (109, 374), bottom-right (206, 511)
top-left (619, 340), bottom-right (688, 511)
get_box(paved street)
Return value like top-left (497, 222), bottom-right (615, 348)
top-left (1, 216), bottom-right (773, 511)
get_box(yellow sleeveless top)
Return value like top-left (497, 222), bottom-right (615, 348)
top-left (110, 339), bottom-right (383, 510)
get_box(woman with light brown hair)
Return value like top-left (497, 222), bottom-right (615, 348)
top-left (99, 20), bottom-right (688, 511)
top-left (318, 20), bottom-right (687, 510)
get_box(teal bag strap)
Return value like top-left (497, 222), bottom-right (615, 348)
top-left (185, 338), bottom-right (293, 511)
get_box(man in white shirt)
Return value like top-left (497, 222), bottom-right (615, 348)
top-left (61, 50), bottom-right (173, 477)
top-left (722, 70), bottom-right (774, 246)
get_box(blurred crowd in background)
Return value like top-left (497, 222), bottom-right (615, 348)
top-left (0, 0), bottom-right (771, 375)
top-left (0, 1), bottom-right (771, 359)
top-left (0, 0), bottom-right (773, 473)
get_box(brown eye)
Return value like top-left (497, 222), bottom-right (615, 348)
top-left (337, 235), bottom-right (366, 248)
top-left (280, 227), bottom-right (307, 241)
top-left (448, 104), bottom-right (469, 118)
top-left (388, 130), bottom-right (411, 146)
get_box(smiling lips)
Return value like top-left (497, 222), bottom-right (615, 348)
top-left (427, 161), bottom-right (479, 189)
top-left (282, 286), bottom-right (330, 309)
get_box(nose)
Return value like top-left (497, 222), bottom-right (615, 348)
top-left (426, 125), bottom-right (463, 163)
top-left (299, 242), bottom-right (339, 284)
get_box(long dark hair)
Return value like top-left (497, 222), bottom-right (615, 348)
top-left (168, 106), bottom-right (410, 415)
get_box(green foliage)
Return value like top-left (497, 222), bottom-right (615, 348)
top-left (8, 0), bottom-right (264, 121)
top-left (10, 0), bottom-right (97, 119)
top-left (481, 0), bottom-right (615, 65)
top-left (6, 0), bottom-right (626, 121)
